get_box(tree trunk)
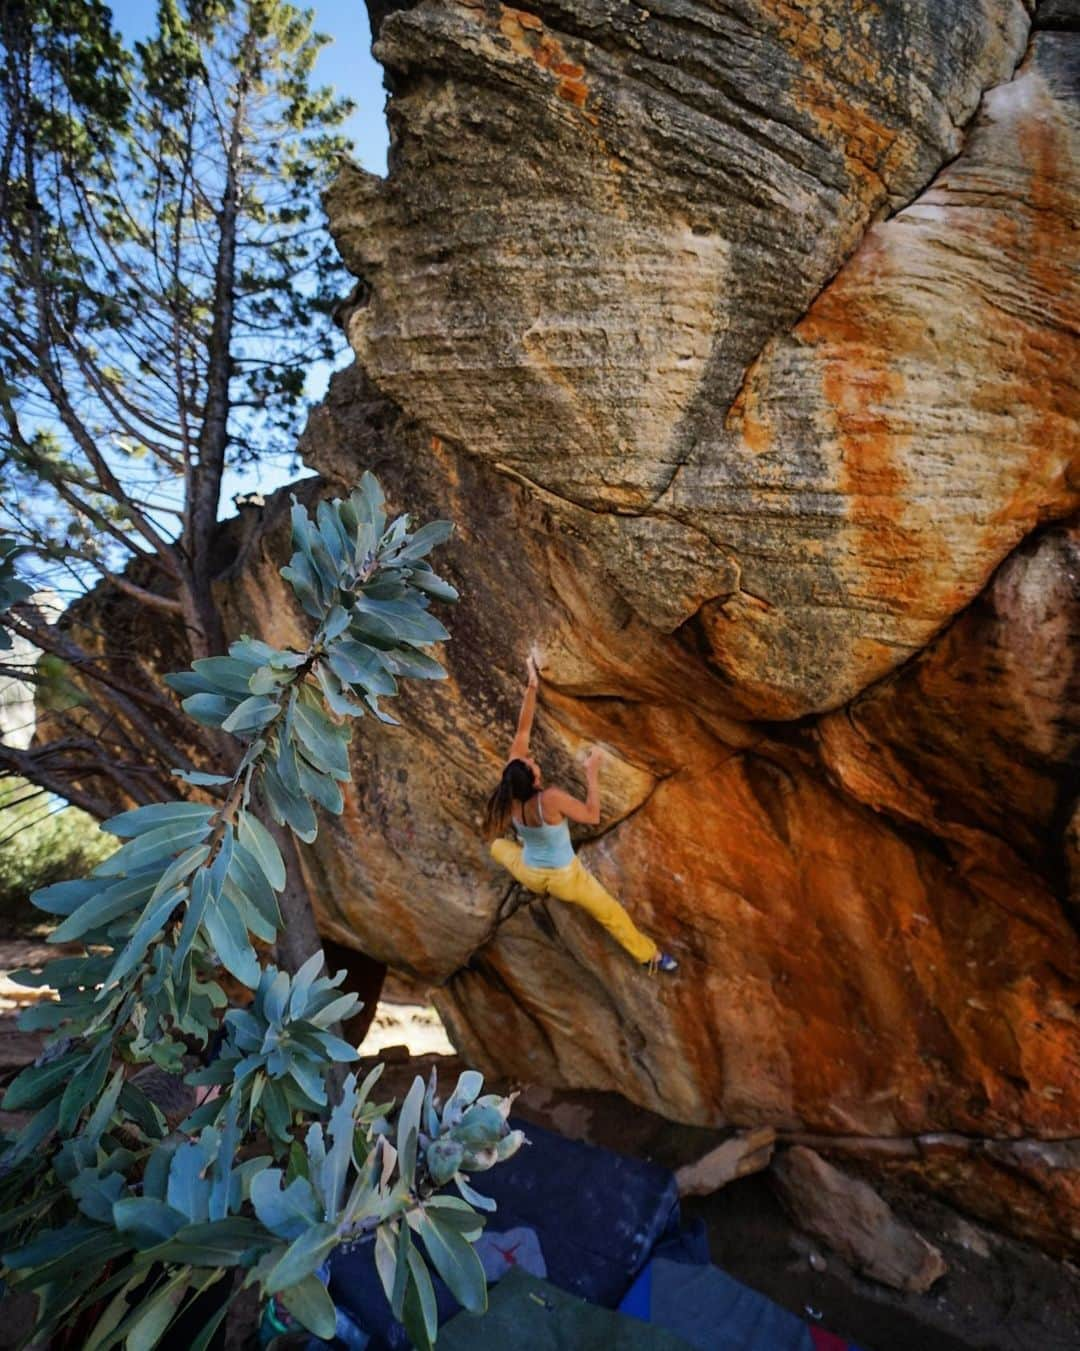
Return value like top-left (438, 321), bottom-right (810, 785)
top-left (271, 822), bottom-right (328, 976)
top-left (184, 32), bottom-right (255, 661)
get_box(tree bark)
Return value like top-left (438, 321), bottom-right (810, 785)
top-left (271, 822), bottom-right (328, 977)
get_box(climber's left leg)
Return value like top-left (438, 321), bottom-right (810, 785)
top-left (546, 859), bottom-right (659, 964)
top-left (489, 838), bottom-right (550, 894)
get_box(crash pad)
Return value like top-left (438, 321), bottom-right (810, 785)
top-left (464, 1116), bottom-right (680, 1306)
top-left (440, 1268), bottom-right (691, 1351)
top-left (327, 1115), bottom-right (679, 1348)
top-left (620, 1258), bottom-right (864, 1351)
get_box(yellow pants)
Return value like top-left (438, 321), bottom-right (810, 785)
top-left (490, 839), bottom-right (658, 964)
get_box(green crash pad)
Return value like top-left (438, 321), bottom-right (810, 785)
top-left (439, 1269), bottom-right (691, 1351)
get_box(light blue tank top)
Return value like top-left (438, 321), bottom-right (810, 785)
top-left (513, 791), bottom-right (575, 870)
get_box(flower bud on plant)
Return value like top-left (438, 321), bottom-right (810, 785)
top-left (475, 1091), bottom-right (518, 1122)
top-left (451, 1104), bottom-right (505, 1148)
top-left (425, 1136), bottom-right (464, 1186)
top-left (495, 1129), bottom-right (527, 1162)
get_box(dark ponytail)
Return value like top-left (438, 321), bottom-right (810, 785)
top-left (484, 759), bottom-right (537, 840)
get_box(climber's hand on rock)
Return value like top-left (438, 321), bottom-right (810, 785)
top-left (526, 648), bottom-right (541, 687)
top-left (584, 746), bottom-right (603, 773)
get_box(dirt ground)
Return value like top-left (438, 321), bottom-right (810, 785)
top-left (3, 943), bottom-right (1079, 1351)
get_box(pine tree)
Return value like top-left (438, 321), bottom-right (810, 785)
top-left (0, 0), bottom-right (354, 810)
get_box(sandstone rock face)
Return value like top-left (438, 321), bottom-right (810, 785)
top-left (818, 520), bottom-right (1080, 889)
top-left (325, 0), bottom-right (1076, 717)
top-left (684, 29), bottom-right (1080, 713)
top-left (206, 2), bottom-right (1080, 1252)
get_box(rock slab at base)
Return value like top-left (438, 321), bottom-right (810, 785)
top-left (771, 1146), bottom-right (947, 1294)
top-left (676, 1127), bottom-right (777, 1198)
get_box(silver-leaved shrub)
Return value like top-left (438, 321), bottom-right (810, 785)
top-left (0, 475), bottom-right (522, 1349)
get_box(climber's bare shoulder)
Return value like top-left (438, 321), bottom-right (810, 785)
top-left (541, 785), bottom-right (594, 825)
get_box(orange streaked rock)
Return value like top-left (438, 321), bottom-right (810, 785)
top-left (301, 11), bottom-right (1080, 1253)
top-left (671, 31), bottom-right (1080, 715)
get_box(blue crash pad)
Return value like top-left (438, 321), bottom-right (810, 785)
top-left (621, 1258), bottom-right (866, 1351)
top-left (465, 1116), bottom-right (680, 1306)
top-left (440, 1268), bottom-right (691, 1351)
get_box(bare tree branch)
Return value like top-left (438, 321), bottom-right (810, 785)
top-left (0, 742), bottom-right (112, 819)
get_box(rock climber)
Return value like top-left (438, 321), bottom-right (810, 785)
top-left (485, 651), bottom-right (678, 973)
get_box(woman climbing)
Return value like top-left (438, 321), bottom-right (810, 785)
top-left (485, 652), bottom-right (678, 973)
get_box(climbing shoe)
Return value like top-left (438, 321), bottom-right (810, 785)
top-left (647, 951), bottom-right (679, 974)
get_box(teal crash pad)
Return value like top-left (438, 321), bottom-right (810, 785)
top-left (439, 1269), bottom-right (691, 1351)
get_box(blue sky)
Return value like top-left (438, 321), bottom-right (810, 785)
top-left (105, 1), bottom-right (392, 509)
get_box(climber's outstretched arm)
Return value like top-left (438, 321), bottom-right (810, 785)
top-left (507, 652), bottom-right (540, 761)
top-left (544, 748), bottom-right (603, 825)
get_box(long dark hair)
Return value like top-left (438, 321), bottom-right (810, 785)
top-left (484, 759), bottom-right (537, 840)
